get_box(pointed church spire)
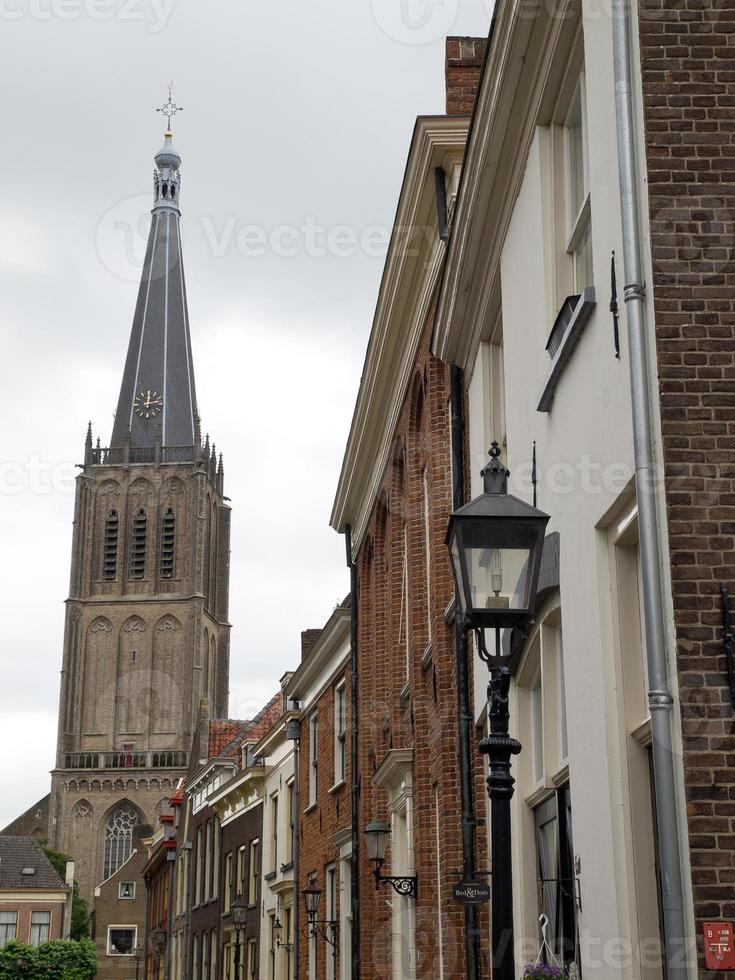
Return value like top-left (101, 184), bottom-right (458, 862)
top-left (110, 96), bottom-right (198, 454)
top-left (84, 422), bottom-right (93, 467)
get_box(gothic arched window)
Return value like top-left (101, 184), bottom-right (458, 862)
top-left (103, 510), bottom-right (118, 580)
top-left (160, 508), bottom-right (176, 578)
top-left (103, 805), bottom-right (138, 880)
top-left (131, 509), bottom-right (147, 579)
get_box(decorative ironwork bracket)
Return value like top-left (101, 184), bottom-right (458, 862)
top-left (373, 866), bottom-right (418, 900)
top-left (720, 584), bottom-right (735, 709)
top-left (303, 920), bottom-right (339, 952)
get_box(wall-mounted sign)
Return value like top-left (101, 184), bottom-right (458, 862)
top-left (704, 922), bottom-right (735, 970)
top-left (453, 882), bottom-right (491, 905)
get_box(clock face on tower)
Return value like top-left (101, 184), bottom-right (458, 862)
top-left (133, 390), bottom-right (164, 419)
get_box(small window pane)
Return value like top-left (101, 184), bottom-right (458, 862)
top-left (0, 911), bottom-right (17, 946)
top-left (108, 927), bottom-right (135, 955)
top-left (30, 911), bottom-right (51, 947)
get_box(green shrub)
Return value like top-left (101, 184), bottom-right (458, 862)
top-left (0, 938), bottom-right (97, 979)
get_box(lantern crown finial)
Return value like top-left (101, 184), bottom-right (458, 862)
top-left (482, 442), bottom-right (509, 494)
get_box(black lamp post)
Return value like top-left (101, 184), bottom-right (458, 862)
top-left (446, 442), bottom-right (549, 980)
top-left (231, 895), bottom-right (248, 979)
top-left (132, 944), bottom-right (143, 980)
top-left (363, 821), bottom-right (418, 899)
top-left (301, 884), bottom-right (339, 955)
top-left (273, 915), bottom-right (294, 954)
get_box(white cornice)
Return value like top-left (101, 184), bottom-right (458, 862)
top-left (0, 890), bottom-right (69, 902)
top-left (330, 116), bottom-right (469, 556)
top-left (433, 0), bottom-right (578, 369)
top-left (251, 710), bottom-right (298, 759)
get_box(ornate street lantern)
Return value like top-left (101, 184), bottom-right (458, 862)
top-left (446, 442), bottom-right (550, 980)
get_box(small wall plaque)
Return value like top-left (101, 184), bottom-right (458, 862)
top-left (704, 922), bottom-right (735, 970)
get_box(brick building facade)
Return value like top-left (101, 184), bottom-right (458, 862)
top-left (330, 43), bottom-right (490, 977)
top-left (638, 0), bottom-right (735, 961)
top-left (286, 601), bottom-right (352, 980)
top-left (0, 838), bottom-right (72, 948)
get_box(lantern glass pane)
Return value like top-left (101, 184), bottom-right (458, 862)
top-left (364, 823), bottom-right (389, 862)
top-left (466, 544), bottom-right (532, 613)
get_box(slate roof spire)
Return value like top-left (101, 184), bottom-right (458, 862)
top-left (110, 114), bottom-right (198, 452)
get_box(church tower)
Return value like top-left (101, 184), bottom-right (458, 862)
top-left (49, 113), bottom-right (231, 929)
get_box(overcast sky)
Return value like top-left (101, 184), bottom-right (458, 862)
top-left (0, 0), bottom-right (492, 828)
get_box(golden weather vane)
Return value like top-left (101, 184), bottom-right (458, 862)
top-left (156, 82), bottom-right (183, 129)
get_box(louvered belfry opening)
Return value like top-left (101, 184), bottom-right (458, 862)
top-left (103, 510), bottom-right (119, 580)
top-left (160, 508), bottom-right (176, 579)
top-left (131, 509), bottom-right (147, 579)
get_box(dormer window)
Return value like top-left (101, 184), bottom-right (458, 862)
top-left (160, 508), bottom-right (176, 579)
top-left (104, 510), bottom-right (119, 580)
top-left (131, 509), bottom-right (147, 579)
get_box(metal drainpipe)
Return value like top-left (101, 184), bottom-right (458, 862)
top-left (611, 0), bottom-right (689, 973)
top-left (450, 364), bottom-right (481, 980)
top-left (345, 526), bottom-right (360, 980)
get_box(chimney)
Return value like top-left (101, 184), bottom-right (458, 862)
top-left (63, 861), bottom-right (74, 940)
top-left (300, 629), bottom-right (322, 661)
top-left (445, 36), bottom-right (488, 116)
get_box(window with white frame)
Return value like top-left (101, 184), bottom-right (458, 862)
top-left (609, 502), bottom-right (665, 972)
top-left (339, 856), bottom-right (353, 980)
top-left (210, 930), bottom-right (218, 980)
top-left (268, 913), bottom-right (276, 980)
top-left (309, 713), bottom-right (318, 806)
top-left (565, 72), bottom-right (592, 293)
top-left (422, 468), bottom-right (433, 643)
top-left (334, 681), bottom-right (346, 784)
top-left (29, 911), bottom-right (51, 947)
top-left (286, 780), bottom-right (295, 863)
top-left (283, 905), bottom-right (294, 980)
top-left (107, 925), bottom-right (135, 956)
top-left (248, 839), bottom-right (260, 904)
top-left (225, 852), bottom-right (233, 912)
top-left (237, 844), bottom-right (246, 897)
top-left (205, 820), bottom-right (213, 901)
top-left (195, 825), bottom-right (203, 905)
top-left (118, 880), bottom-right (135, 900)
top-left (212, 819), bottom-right (220, 900)
top-left (399, 525), bottom-right (410, 681)
top-left (517, 608), bottom-right (578, 971)
top-left (271, 793), bottom-right (279, 872)
top-left (0, 912), bottom-right (17, 946)
top-left (326, 865), bottom-right (338, 980)
top-left (248, 938), bottom-right (258, 979)
top-left (202, 927), bottom-right (210, 979)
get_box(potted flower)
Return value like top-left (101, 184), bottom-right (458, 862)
top-left (522, 963), bottom-right (567, 980)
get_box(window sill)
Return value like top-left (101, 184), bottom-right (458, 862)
top-left (328, 779), bottom-right (346, 796)
top-left (537, 287), bottom-right (596, 413)
top-left (420, 644), bottom-right (433, 670)
top-left (263, 870), bottom-right (277, 883)
top-left (303, 802), bottom-right (318, 816)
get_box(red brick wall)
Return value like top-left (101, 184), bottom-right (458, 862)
top-left (352, 303), bottom-right (489, 978)
top-left (446, 37), bottom-right (488, 116)
top-left (297, 667), bottom-right (351, 979)
top-left (638, 0), bottom-right (735, 966)
top-left (0, 900), bottom-right (65, 944)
